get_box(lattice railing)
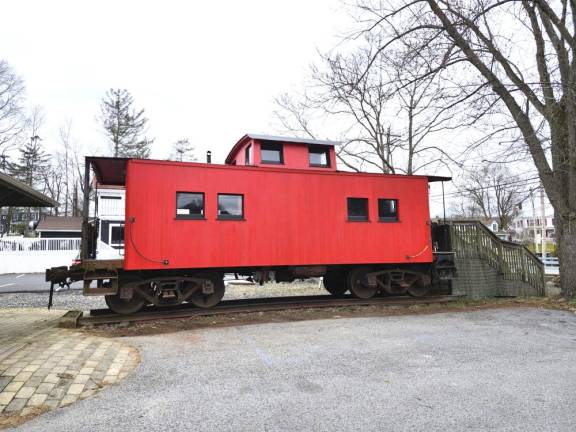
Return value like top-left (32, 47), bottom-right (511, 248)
top-left (449, 220), bottom-right (544, 294)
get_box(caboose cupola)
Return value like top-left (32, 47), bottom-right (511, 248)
top-left (225, 134), bottom-right (338, 171)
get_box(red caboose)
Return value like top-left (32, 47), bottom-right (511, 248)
top-left (47, 134), bottom-right (453, 314)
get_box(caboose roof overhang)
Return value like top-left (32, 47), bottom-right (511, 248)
top-left (87, 156), bottom-right (129, 186)
top-left (225, 133), bottom-right (339, 164)
top-left (426, 175), bottom-right (452, 182)
top-left (85, 155), bottom-right (451, 186)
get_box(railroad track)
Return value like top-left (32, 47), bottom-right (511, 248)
top-left (74, 294), bottom-right (462, 327)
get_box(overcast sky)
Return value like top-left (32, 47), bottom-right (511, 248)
top-left (2, 0), bottom-right (503, 217)
top-left (1, 0), bottom-right (349, 162)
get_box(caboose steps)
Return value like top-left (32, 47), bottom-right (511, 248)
top-left (449, 221), bottom-right (544, 298)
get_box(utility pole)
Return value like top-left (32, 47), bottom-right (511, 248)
top-left (530, 188), bottom-right (538, 254)
top-left (73, 183), bottom-right (79, 217)
top-left (539, 182), bottom-right (547, 260)
top-left (65, 143), bottom-right (69, 217)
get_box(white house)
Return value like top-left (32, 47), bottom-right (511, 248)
top-left (510, 191), bottom-right (555, 251)
top-left (89, 185), bottom-right (125, 253)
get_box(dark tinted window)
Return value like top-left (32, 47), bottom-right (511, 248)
top-left (260, 142), bottom-right (283, 164)
top-left (110, 225), bottom-right (125, 248)
top-left (378, 199), bottom-right (398, 221)
top-left (176, 192), bottom-right (204, 219)
top-left (218, 194), bottom-right (244, 219)
top-left (309, 146), bottom-right (330, 167)
top-left (245, 144), bottom-right (252, 165)
top-left (347, 198), bottom-right (369, 221)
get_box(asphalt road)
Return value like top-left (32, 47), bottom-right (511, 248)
top-left (14, 307), bottom-right (576, 432)
top-left (0, 273), bottom-right (81, 294)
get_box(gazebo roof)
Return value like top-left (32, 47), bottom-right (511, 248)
top-left (0, 171), bottom-right (58, 207)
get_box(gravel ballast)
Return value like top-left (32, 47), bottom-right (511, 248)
top-left (0, 281), bottom-right (326, 311)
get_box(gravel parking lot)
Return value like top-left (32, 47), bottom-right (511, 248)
top-left (0, 281), bottom-right (325, 311)
top-left (13, 307), bottom-right (576, 432)
top-left (0, 290), bottom-right (106, 310)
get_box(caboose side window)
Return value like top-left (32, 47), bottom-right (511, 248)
top-left (176, 192), bottom-right (204, 219)
top-left (245, 144), bottom-right (252, 165)
top-left (218, 194), bottom-right (244, 220)
top-left (260, 141), bottom-right (283, 164)
top-left (308, 145), bottom-right (330, 167)
top-left (378, 199), bottom-right (398, 222)
top-left (347, 198), bottom-right (369, 221)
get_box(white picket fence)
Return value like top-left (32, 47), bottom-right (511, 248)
top-left (0, 237), bottom-right (81, 252)
top-left (0, 237), bottom-right (81, 274)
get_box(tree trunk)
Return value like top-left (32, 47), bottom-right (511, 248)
top-left (555, 217), bottom-right (576, 298)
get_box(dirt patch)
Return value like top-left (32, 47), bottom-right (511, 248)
top-left (0, 406), bottom-right (50, 429)
top-left (83, 297), bottom-right (576, 338)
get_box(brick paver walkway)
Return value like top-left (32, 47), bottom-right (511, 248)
top-left (0, 308), bottom-right (138, 423)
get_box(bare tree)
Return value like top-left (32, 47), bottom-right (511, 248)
top-left (41, 156), bottom-right (65, 216)
top-left (457, 164), bottom-right (526, 230)
top-left (312, 48), bottom-right (402, 173)
top-left (273, 93), bottom-right (319, 141)
top-left (274, 35), bottom-right (471, 174)
top-left (386, 47), bottom-right (483, 174)
top-left (0, 59), bottom-right (26, 166)
top-left (354, 0), bottom-right (576, 297)
top-left (449, 195), bottom-right (484, 220)
top-left (58, 119), bottom-right (74, 216)
top-left (69, 135), bottom-right (88, 216)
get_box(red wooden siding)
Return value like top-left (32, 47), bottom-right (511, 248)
top-left (124, 160), bottom-right (432, 271)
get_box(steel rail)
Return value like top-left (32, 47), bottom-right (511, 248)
top-left (79, 295), bottom-right (461, 326)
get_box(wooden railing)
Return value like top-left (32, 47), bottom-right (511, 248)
top-left (449, 220), bottom-right (544, 294)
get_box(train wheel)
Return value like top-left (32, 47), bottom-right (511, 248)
top-left (347, 267), bottom-right (378, 299)
top-left (407, 278), bottom-right (432, 297)
top-left (188, 272), bottom-right (225, 308)
top-left (323, 271), bottom-right (348, 296)
top-left (105, 292), bottom-right (146, 315)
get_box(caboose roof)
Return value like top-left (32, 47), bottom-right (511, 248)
top-left (243, 133), bottom-right (338, 146)
top-left (225, 133), bottom-right (338, 164)
top-left (86, 154), bottom-right (452, 187)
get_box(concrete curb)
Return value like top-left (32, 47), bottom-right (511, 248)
top-left (58, 311), bottom-right (83, 329)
